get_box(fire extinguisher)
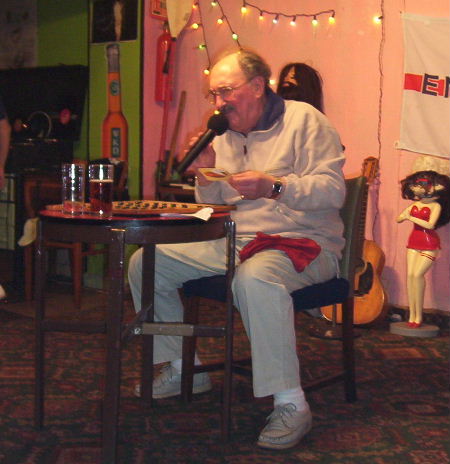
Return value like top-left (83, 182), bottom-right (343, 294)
top-left (155, 22), bottom-right (173, 103)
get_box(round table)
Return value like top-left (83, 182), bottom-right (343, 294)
top-left (34, 209), bottom-right (235, 463)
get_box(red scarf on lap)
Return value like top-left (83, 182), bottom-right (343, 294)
top-left (239, 232), bottom-right (321, 272)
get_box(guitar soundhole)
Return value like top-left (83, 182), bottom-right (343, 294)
top-left (355, 263), bottom-right (373, 296)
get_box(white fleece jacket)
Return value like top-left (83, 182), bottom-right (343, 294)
top-left (195, 97), bottom-right (346, 258)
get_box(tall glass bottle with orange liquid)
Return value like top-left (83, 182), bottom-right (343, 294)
top-left (102, 43), bottom-right (128, 160)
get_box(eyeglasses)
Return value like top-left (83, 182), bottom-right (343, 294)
top-left (207, 80), bottom-right (249, 103)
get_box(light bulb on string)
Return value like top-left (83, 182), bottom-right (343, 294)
top-left (373, 15), bottom-right (383, 24)
top-left (203, 68), bottom-right (210, 75)
top-left (232, 32), bottom-right (239, 40)
top-left (198, 43), bottom-right (206, 50)
top-left (312, 16), bottom-right (318, 27)
top-left (273, 14), bottom-right (279, 24)
top-left (241, 5), bottom-right (248, 14)
top-left (328, 14), bottom-right (335, 24)
top-left (192, 2), bottom-right (198, 10)
top-left (290, 16), bottom-right (296, 26)
top-left (191, 22), bottom-right (200, 30)
top-left (259, 11), bottom-right (264, 20)
top-left (217, 17), bottom-right (224, 25)
top-left (211, 1), bottom-right (217, 6)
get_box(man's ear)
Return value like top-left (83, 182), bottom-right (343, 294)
top-left (251, 76), bottom-right (266, 98)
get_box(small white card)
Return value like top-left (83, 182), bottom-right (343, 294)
top-left (198, 168), bottom-right (230, 181)
top-left (160, 207), bottom-right (213, 221)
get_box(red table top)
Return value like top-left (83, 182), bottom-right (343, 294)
top-left (39, 208), bottom-right (230, 224)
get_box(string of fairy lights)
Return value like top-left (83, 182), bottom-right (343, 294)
top-left (191, 1), bottom-right (337, 75)
top-left (239, 1), bottom-right (336, 26)
top-left (188, 1), bottom-right (383, 76)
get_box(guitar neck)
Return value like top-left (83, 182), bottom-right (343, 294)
top-left (358, 156), bottom-right (379, 261)
top-left (356, 184), bottom-right (369, 268)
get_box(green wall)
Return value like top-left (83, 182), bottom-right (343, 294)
top-left (37, 0), bottom-right (141, 199)
top-left (37, 0), bottom-right (89, 66)
top-left (37, 0), bottom-right (142, 287)
top-left (37, 0), bottom-right (89, 160)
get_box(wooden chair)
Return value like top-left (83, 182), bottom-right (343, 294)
top-left (23, 160), bottom-right (128, 309)
top-left (180, 176), bottom-right (368, 437)
top-left (23, 175), bottom-right (105, 309)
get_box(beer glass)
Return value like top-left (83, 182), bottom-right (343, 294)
top-left (61, 163), bottom-right (85, 214)
top-left (88, 164), bottom-right (114, 216)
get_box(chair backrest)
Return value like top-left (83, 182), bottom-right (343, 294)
top-left (23, 177), bottom-right (62, 219)
top-left (338, 176), bottom-right (368, 293)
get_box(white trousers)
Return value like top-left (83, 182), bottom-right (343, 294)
top-left (128, 238), bottom-right (337, 398)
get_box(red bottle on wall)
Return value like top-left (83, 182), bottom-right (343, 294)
top-left (102, 43), bottom-right (128, 160)
top-left (155, 22), bottom-right (173, 103)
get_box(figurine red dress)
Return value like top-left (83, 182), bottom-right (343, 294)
top-left (406, 206), bottom-right (440, 251)
top-left (397, 170), bottom-right (450, 328)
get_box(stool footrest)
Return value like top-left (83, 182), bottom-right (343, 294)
top-left (141, 322), bottom-right (226, 337)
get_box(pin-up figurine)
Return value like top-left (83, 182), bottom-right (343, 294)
top-left (397, 170), bottom-right (450, 327)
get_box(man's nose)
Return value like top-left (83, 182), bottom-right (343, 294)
top-left (214, 93), bottom-right (226, 108)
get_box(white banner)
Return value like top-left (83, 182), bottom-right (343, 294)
top-left (397, 13), bottom-right (450, 159)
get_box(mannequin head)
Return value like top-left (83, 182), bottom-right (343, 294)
top-left (276, 62), bottom-right (324, 112)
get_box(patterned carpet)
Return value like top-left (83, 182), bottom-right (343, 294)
top-left (0, 286), bottom-right (449, 464)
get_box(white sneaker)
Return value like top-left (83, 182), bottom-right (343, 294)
top-left (134, 364), bottom-right (212, 399)
top-left (257, 403), bottom-right (312, 450)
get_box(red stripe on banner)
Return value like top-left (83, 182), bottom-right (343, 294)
top-left (404, 73), bottom-right (422, 91)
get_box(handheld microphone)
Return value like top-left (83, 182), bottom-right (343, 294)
top-left (174, 112), bottom-right (229, 176)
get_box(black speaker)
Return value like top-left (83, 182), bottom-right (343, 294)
top-left (0, 65), bottom-right (88, 142)
top-left (6, 140), bottom-right (73, 174)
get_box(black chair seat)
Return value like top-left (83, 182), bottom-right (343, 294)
top-left (183, 275), bottom-right (349, 311)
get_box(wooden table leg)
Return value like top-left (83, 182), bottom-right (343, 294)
top-left (222, 219), bottom-right (236, 441)
top-left (34, 220), bottom-right (46, 429)
top-left (140, 244), bottom-right (155, 405)
top-left (101, 228), bottom-right (126, 464)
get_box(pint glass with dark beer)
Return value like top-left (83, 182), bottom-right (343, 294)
top-left (88, 164), bottom-right (114, 216)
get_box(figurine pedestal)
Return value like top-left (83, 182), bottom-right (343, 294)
top-left (390, 321), bottom-right (439, 338)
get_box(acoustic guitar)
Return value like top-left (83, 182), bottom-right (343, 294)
top-left (321, 157), bottom-right (388, 326)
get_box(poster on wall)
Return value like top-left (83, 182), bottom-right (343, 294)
top-left (397, 13), bottom-right (450, 159)
top-left (0, 0), bottom-right (37, 69)
top-left (102, 42), bottom-right (128, 161)
top-left (92, 0), bottom-right (138, 43)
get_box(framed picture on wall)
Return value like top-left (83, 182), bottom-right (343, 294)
top-left (150, 0), bottom-right (167, 21)
top-left (0, 0), bottom-right (37, 68)
top-left (91, 0), bottom-right (138, 43)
